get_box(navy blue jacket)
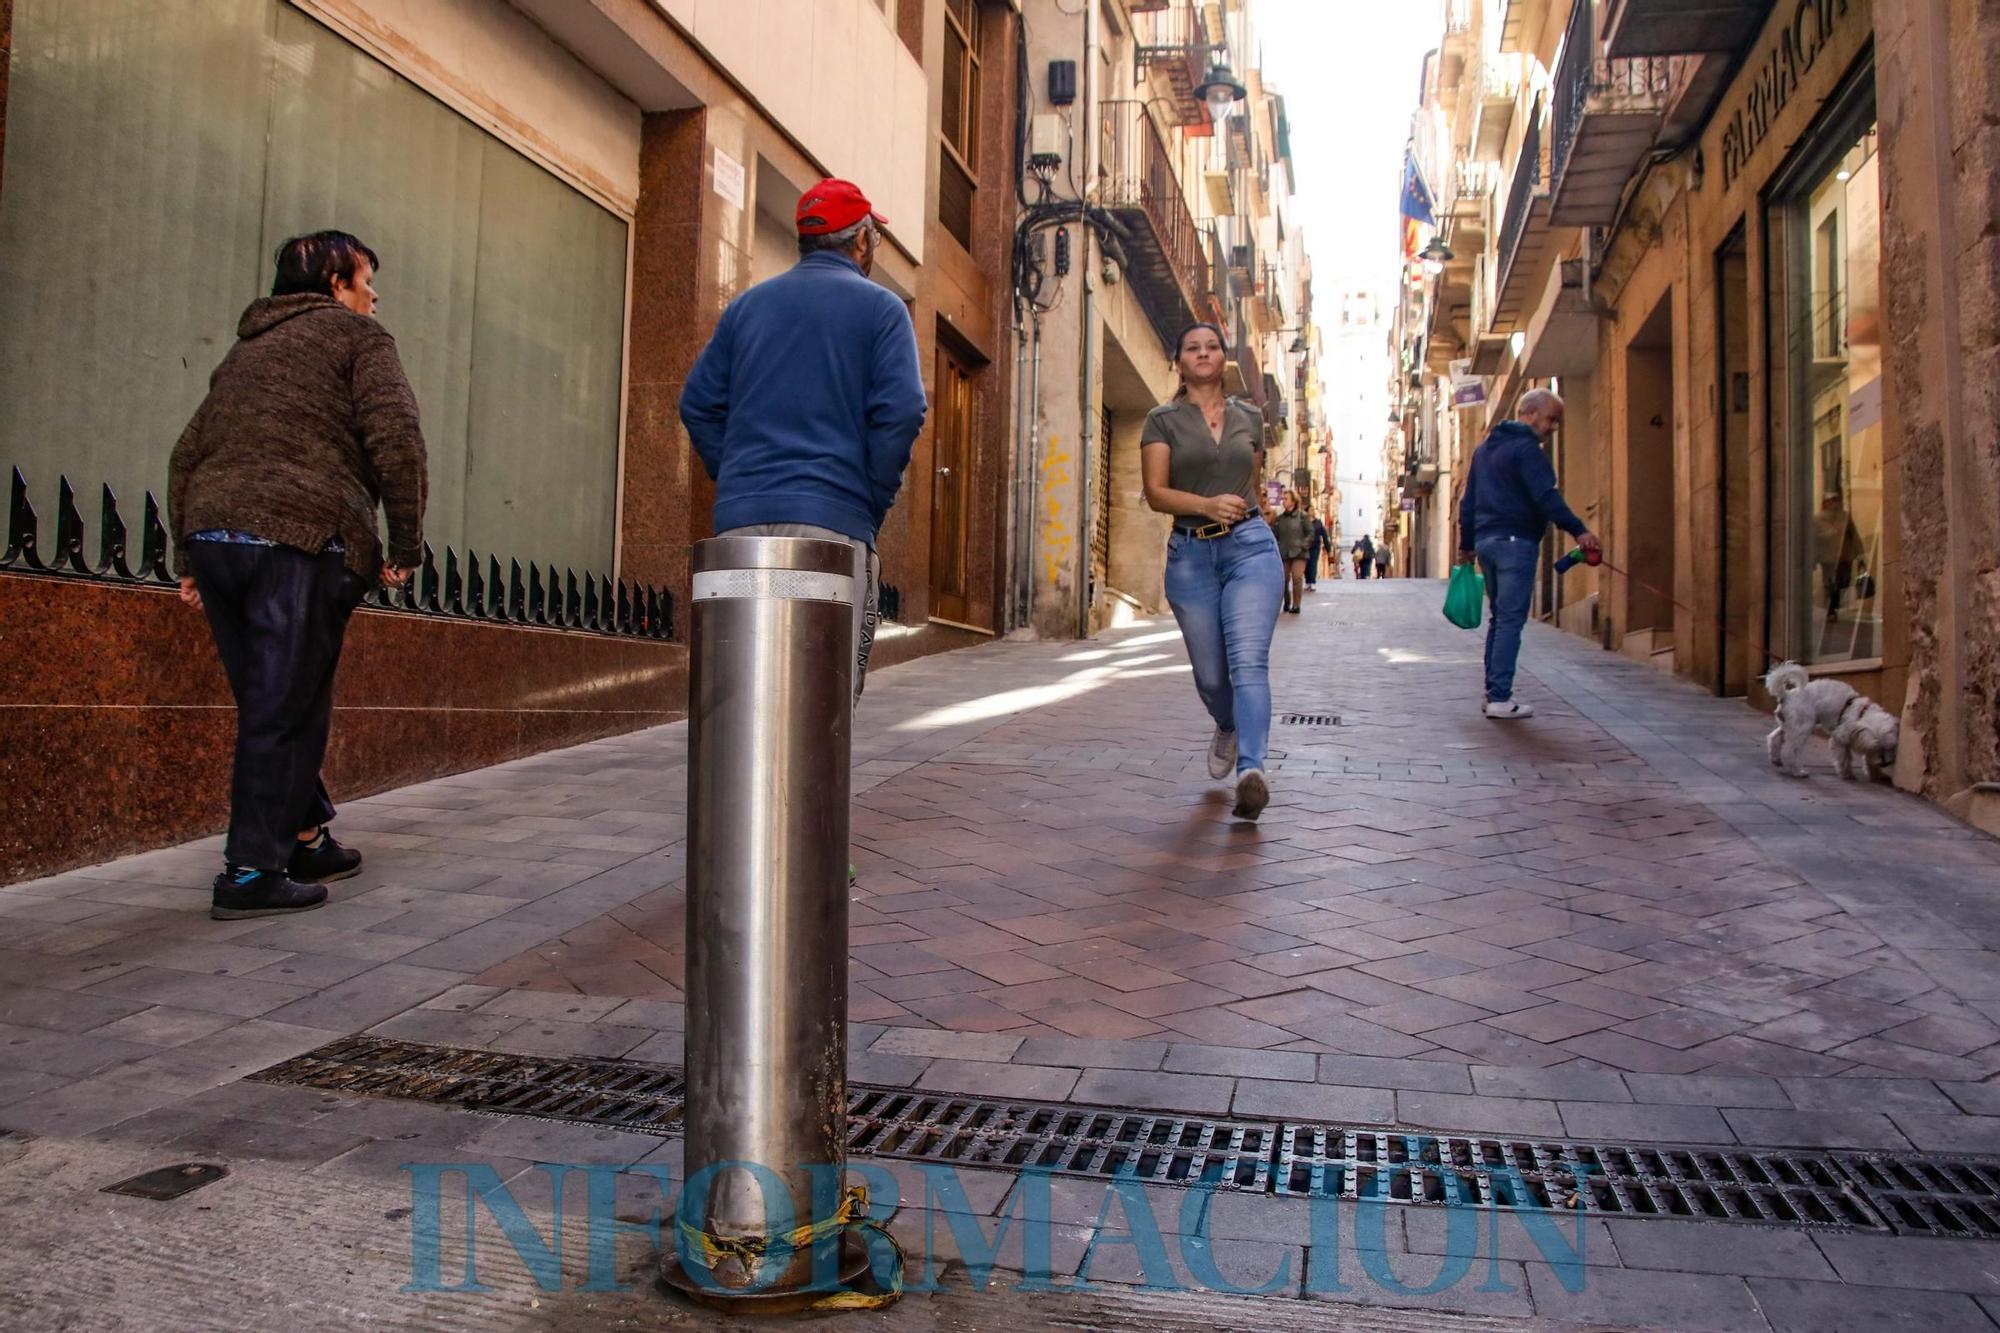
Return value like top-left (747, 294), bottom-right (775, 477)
top-left (680, 252), bottom-right (928, 544)
top-left (1458, 420), bottom-right (1587, 547)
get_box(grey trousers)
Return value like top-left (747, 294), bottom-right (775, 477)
top-left (716, 523), bottom-right (879, 700)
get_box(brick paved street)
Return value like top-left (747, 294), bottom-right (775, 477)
top-left (468, 581), bottom-right (2000, 1128)
top-left (4, 581), bottom-right (2000, 1328)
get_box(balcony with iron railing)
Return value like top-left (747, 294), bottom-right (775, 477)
top-left (1547, 3), bottom-right (1680, 225)
top-left (1471, 51), bottom-right (1525, 161)
top-left (1134, 0), bottom-right (1217, 128)
top-left (1099, 101), bottom-right (1209, 351)
top-left (1450, 158), bottom-right (1497, 230)
top-left (1438, 0), bottom-right (1475, 88)
top-left (1491, 94), bottom-right (1556, 335)
top-left (1230, 328), bottom-right (1266, 409)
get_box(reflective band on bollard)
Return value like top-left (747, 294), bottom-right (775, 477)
top-left (661, 536), bottom-right (877, 1313)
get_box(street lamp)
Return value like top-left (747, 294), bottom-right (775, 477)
top-left (1419, 236), bottom-right (1455, 276)
top-left (1195, 64), bottom-right (1248, 122)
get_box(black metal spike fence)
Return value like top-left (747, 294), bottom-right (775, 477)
top-left (1, 467), bottom-right (675, 641)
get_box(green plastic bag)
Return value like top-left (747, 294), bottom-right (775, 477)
top-left (1443, 562), bottom-right (1486, 630)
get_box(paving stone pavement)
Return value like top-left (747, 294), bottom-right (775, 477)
top-left (7, 582), bottom-right (2000, 1326)
top-left (5, 582), bottom-right (2000, 1153)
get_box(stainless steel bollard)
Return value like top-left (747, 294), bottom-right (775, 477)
top-left (662, 536), bottom-right (863, 1312)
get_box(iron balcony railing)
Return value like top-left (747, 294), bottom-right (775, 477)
top-left (1133, 0), bottom-right (1215, 126)
top-left (1495, 98), bottom-right (1546, 308)
top-left (1099, 100), bottom-right (1209, 325)
top-left (1, 467), bottom-right (676, 640)
top-left (1550, 2), bottom-right (1677, 195)
top-left (1234, 326), bottom-right (1267, 407)
top-left (1455, 158), bottom-right (1496, 210)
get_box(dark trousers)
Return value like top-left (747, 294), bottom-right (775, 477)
top-left (190, 542), bottom-right (366, 871)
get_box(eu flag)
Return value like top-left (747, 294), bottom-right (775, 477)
top-left (1399, 151), bottom-right (1435, 227)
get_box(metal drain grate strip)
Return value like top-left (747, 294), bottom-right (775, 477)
top-left (848, 1090), bottom-right (1274, 1191)
top-left (1836, 1154), bottom-right (2000, 1239)
top-left (252, 1037), bottom-right (2000, 1239)
top-left (1279, 713), bottom-right (1340, 726)
top-left (256, 1035), bottom-right (687, 1133)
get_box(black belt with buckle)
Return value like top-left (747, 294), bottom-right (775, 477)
top-left (1185, 511), bottom-right (1261, 540)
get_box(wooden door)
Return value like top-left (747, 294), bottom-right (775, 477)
top-left (929, 348), bottom-right (974, 624)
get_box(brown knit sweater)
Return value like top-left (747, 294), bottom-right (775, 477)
top-left (168, 294), bottom-right (427, 578)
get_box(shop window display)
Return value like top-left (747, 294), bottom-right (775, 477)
top-left (1783, 122), bottom-right (1883, 665)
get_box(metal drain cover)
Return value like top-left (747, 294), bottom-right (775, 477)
top-left (1279, 713), bottom-right (1341, 726)
top-left (253, 1033), bottom-right (686, 1132)
top-left (251, 1036), bottom-right (2000, 1240)
top-left (849, 1089), bottom-right (1275, 1191)
top-left (1838, 1153), bottom-right (2000, 1238)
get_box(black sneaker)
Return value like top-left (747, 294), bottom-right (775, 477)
top-left (289, 828), bottom-right (363, 884)
top-left (211, 867), bottom-right (328, 920)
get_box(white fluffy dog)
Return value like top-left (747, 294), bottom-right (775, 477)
top-left (1764, 662), bottom-right (1899, 781)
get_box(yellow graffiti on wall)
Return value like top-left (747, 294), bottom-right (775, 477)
top-left (1039, 436), bottom-right (1075, 588)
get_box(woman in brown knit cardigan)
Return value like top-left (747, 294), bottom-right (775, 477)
top-left (168, 231), bottom-right (427, 920)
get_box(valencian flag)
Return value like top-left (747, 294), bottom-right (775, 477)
top-left (1400, 149), bottom-right (1435, 262)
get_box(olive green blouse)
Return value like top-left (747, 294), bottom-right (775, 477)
top-left (1139, 399), bottom-right (1264, 532)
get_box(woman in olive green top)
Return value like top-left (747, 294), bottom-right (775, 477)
top-left (1272, 490), bottom-right (1312, 615)
top-left (1139, 323), bottom-right (1286, 822)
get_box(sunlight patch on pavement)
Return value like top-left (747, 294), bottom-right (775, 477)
top-left (892, 650), bottom-right (1183, 731)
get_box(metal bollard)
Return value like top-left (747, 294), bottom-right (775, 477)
top-left (660, 536), bottom-right (865, 1312)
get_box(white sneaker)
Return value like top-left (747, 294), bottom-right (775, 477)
top-left (1483, 700), bottom-right (1535, 720)
top-left (1233, 769), bottom-right (1270, 821)
top-left (1208, 727), bottom-right (1239, 780)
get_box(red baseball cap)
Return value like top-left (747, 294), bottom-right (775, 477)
top-left (796, 178), bottom-right (888, 235)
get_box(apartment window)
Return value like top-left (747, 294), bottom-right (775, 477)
top-left (940, 0), bottom-right (983, 249)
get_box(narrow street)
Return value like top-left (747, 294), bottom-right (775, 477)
top-left (3, 582), bottom-right (1997, 1330)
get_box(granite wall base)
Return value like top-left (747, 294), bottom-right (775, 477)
top-left (0, 572), bottom-right (687, 883)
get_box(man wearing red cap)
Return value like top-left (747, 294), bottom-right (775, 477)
top-left (680, 178), bottom-right (928, 703)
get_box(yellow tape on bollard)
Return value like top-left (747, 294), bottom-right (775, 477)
top-left (675, 1183), bottom-right (905, 1311)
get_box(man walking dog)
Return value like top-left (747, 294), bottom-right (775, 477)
top-left (1456, 388), bottom-right (1599, 719)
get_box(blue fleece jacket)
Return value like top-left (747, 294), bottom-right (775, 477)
top-left (1458, 419), bottom-right (1587, 546)
top-left (679, 252), bottom-right (928, 544)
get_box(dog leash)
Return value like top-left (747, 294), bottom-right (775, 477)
top-left (1577, 551), bottom-right (1792, 671)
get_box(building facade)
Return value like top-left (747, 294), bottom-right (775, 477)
top-left (0, 0), bottom-right (1024, 879)
top-left (1395, 0), bottom-right (1999, 822)
top-left (1017, 0), bottom-right (1320, 633)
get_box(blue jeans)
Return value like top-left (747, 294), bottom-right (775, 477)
top-left (1476, 535), bottom-right (1539, 702)
top-left (1164, 517), bottom-right (1284, 773)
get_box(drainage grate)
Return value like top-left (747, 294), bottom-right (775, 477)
top-left (1837, 1153), bottom-right (2000, 1239)
top-left (1272, 1128), bottom-right (1881, 1231)
top-left (1279, 713), bottom-right (1341, 727)
top-left (254, 1034), bottom-right (686, 1132)
top-left (253, 1037), bottom-right (2000, 1239)
top-left (848, 1089), bottom-right (1274, 1191)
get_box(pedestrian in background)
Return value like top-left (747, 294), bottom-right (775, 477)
top-left (169, 230), bottom-right (427, 920)
top-left (1457, 388), bottom-right (1599, 720)
top-left (1352, 533), bottom-right (1376, 580)
top-left (1140, 323), bottom-right (1283, 822)
top-left (1273, 490), bottom-right (1311, 615)
top-left (1305, 513), bottom-right (1329, 590)
top-left (1375, 546), bottom-right (1392, 579)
